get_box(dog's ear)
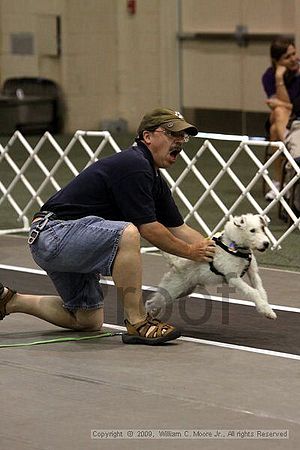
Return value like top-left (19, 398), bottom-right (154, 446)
top-left (259, 215), bottom-right (269, 227)
top-left (233, 215), bottom-right (245, 228)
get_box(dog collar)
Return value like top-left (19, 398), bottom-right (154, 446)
top-left (210, 235), bottom-right (252, 279)
top-left (212, 235), bottom-right (251, 260)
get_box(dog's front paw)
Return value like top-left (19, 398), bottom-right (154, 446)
top-left (257, 304), bottom-right (277, 320)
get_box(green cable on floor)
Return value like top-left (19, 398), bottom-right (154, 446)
top-left (0, 331), bottom-right (122, 348)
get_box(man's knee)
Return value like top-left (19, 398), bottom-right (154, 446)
top-left (272, 106), bottom-right (290, 122)
top-left (74, 308), bottom-right (104, 331)
top-left (120, 224), bottom-right (140, 249)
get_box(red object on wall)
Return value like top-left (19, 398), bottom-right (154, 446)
top-left (127, 0), bottom-right (136, 15)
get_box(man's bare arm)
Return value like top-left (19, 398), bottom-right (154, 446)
top-left (138, 222), bottom-right (215, 262)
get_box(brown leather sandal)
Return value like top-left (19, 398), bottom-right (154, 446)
top-left (122, 314), bottom-right (181, 345)
top-left (0, 283), bottom-right (16, 320)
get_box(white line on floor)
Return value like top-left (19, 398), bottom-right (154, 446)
top-left (103, 323), bottom-right (300, 361)
top-left (1, 263), bottom-right (300, 314)
top-left (1, 263), bottom-right (300, 360)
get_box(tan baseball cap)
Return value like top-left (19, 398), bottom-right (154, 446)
top-left (137, 108), bottom-right (198, 137)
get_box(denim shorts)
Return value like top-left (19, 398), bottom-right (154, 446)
top-left (29, 215), bottom-right (130, 311)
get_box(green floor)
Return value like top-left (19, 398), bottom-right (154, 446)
top-left (0, 132), bottom-right (299, 271)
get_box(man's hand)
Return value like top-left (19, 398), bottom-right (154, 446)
top-left (188, 238), bottom-right (216, 262)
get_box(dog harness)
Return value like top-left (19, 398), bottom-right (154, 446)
top-left (209, 235), bottom-right (252, 280)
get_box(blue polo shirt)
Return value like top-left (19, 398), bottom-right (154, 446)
top-left (42, 140), bottom-right (184, 227)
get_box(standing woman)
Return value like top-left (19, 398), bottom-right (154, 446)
top-left (262, 35), bottom-right (300, 200)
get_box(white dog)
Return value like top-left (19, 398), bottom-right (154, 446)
top-left (145, 214), bottom-right (277, 320)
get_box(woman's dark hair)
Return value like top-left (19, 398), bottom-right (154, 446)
top-left (270, 35), bottom-right (295, 65)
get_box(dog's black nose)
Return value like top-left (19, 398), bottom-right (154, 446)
top-left (263, 241), bottom-right (269, 249)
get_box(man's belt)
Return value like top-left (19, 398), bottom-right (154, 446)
top-left (32, 210), bottom-right (57, 222)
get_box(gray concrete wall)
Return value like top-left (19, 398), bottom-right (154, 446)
top-left (0, 0), bottom-right (297, 134)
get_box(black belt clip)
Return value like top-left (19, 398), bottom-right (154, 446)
top-left (28, 212), bottom-right (55, 245)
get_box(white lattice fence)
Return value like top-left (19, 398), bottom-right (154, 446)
top-left (0, 131), bottom-right (121, 234)
top-left (0, 130), bottom-right (299, 250)
top-left (161, 133), bottom-right (300, 250)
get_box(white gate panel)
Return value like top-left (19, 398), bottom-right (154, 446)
top-left (0, 130), bottom-right (299, 251)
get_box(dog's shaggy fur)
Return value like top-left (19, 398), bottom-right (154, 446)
top-left (145, 214), bottom-right (277, 320)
